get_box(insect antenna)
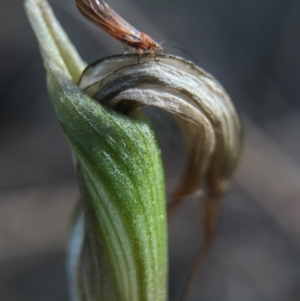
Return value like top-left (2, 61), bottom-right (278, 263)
top-left (168, 46), bottom-right (198, 65)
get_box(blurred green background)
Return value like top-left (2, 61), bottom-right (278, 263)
top-left (1, 0), bottom-right (300, 300)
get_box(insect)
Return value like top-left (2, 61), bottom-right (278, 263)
top-left (75, 0), bottom-right (162, 62)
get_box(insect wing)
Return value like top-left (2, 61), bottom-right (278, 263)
top-left (77, 0), bottom-right (141, 43)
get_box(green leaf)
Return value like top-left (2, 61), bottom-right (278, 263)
top-left (25, 0), bottom-right (167, 300)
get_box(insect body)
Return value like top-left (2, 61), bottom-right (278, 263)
top-left (76, 0), bottom-right (162, 58)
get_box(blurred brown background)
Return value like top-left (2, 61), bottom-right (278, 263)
top-left (1, 0), bottom-right (300, 300)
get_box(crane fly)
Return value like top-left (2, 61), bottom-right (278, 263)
top-left (75, 0), bottom-right (162, 62)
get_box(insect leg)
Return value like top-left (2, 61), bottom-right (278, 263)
top-left (137, 48), bottom-right (143, 64)
top-left (123, 42), bottom-right (129, 54)
top-left (149, 49), bottom-right (160, 62)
